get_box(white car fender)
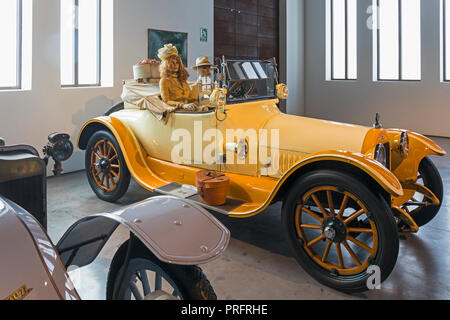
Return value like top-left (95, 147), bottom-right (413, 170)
top-left (57, 196), bottom-right (230, 269)
top-left (0, 198), bottom-right (80, 300)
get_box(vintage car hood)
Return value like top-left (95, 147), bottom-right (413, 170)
top-left (263, 114), bottom-right (371, 155)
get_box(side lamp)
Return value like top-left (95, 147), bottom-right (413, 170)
top-left (43, 133), bottom-right (74, 176)
top-left (276, 84), bottom-right (289, 100)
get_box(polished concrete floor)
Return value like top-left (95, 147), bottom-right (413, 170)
top-left (47, 137), bottom-right (450, 300)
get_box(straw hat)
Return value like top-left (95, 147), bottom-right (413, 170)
top-left (157, 44), bottom-right (179, 61)
top-left (192, 56), bottom-right (214, 70)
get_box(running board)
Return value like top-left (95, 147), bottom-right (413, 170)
top-left (155, 183), bottom-right (245, 215)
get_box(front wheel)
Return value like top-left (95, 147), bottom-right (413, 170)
top-left (282, 170), bottom-right (399, 293)
top-left (85, 130), bottom-right (130, 202)
top-left (106, 239), bottom-right (217, 300)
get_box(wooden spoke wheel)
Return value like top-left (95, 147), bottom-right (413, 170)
top-left (402, 157), bottom-right (443, 227)
top-left (91, 139), bottom-right (121, 192)
top-left (282, 170), bottom-right (399, 293)
top-left (295, 186), bottom-right (378, 276)
top-left (85, 130), bottom-right (130, 202)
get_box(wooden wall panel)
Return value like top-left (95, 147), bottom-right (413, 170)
top-left (214, 0), bottom-right (279, 61)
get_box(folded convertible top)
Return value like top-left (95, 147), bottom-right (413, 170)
top-left (120, 80), bottom-right (176, 120)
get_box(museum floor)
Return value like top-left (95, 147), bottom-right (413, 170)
top-left (47, 137), bottom-right (450, 300)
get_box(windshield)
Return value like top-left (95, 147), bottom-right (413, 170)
top-left (220, 59), bottom-right (277, 104)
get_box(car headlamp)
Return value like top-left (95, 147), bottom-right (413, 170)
top-left (399, 131), bottom-right (409, 158)
top-left (46, 133), bottom-right (73, 162)
top-left (43, 133), bottom-right (74, 175)
top-left (374, 143), bottom-right (387, 168)
top-left (276, 84), bottom-right (289, 100)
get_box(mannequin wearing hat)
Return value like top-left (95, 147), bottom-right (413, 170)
top-left (158, 44), bottom-right (198, 111)
top-left (193, 56), bottom-right (217, 108)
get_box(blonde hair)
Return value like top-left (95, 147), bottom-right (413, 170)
top-left (159, 55), bottom-right (189, 82)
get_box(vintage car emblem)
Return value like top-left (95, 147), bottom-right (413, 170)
top-left (4, 285), bottom-right (33, 300)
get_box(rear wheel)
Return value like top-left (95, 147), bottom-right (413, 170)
top-left (282, 170), bottom-right (399, 293)
top-left (401, 157), bottom-right (443, 227)
top-left (85, 130), bottom-right (130, 202)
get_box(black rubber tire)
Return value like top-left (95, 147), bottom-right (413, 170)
top-left (409, 157), bottom-right (444, 227)
top-left (85, 130), bottom-right (130, 202)
top-left (106, 239), bottom-right (217, 300)
top-left (282, 170), bottom-right (399, 293)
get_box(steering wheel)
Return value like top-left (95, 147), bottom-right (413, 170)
top-left (228, 80), bottom-right (256, 99)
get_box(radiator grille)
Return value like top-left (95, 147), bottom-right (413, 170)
top-left (0, 175), bottom-right (47, 229)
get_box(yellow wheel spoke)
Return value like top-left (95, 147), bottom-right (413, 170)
top-left (111, 164), bottom-right (120, 168)
top-left (111, 170), bottom-right (120, 179)
top-left (94, 152), bottom-right (102, 160)
top-left (337, 195), bottom-right (349, 219)
top-left (106, 143), bottom-right (112, 158)
top-left (311, 194), bottom-right (329, 218)
top-left (344, 209), bottom-right (366, 225)
top-left (109, 154), bottom-right (118, 162)
top-left (109, 174), bottom-right (116, 188)
top-left (347, 227), bottom-right (373, 234)
top-left (300, 224), bottom-right (322, 230)
top-left (335, 243), bottom-right (344, 269)
top-left (322, 240), bottom-right (333, 262)
top-left (343, 241), bottom-right (362, 266)
top-left (307, 234), bottom-right (326, 247)
top-left (302, 207), bottom-right (324, 223)
top-left (327, 191), bottom-right (335, 216)
top-left (347, 235), bottom-right (373, 253)
top-left (95, 146), bottom-right (102, 157)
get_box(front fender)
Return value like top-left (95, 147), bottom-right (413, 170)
top-left (387, 129), bottom-right (447, 181)
top-left (280, 151), bottom-right (404, 198)
top-left (56, 196), bottom-right (230, 269)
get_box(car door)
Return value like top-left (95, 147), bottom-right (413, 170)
top-left (116, 108), bottom-right (218, 172)
top-left (169, 110), bottom-right (218, 171)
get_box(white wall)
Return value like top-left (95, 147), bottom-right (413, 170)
top-left (286, 0), bottom-right (305, 116)
top-left (280, 0), bottom-right (305, 116)
top-left (304, 0), bottom-right (450, 138)
top-left (0, 0), bottom-right (214, 173)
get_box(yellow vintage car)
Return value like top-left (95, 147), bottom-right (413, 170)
top-left (78, 58), bottom-right (446, 293)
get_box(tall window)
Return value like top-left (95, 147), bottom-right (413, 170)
top-left (61, 0), bottom-right (106, 87)
top-left (442, 0), bottom-right (450, 81)
top-left (375, 0), bottom-right (421, 81)
top-left (327, 0), bottom-right (358, 80)
top-left (0, 0), bottom-right (22, 89)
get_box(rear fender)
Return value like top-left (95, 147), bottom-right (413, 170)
top-left (78, 117), bottom-right (166, 191)
top-left (56, 196), bottom-right (230, 269)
